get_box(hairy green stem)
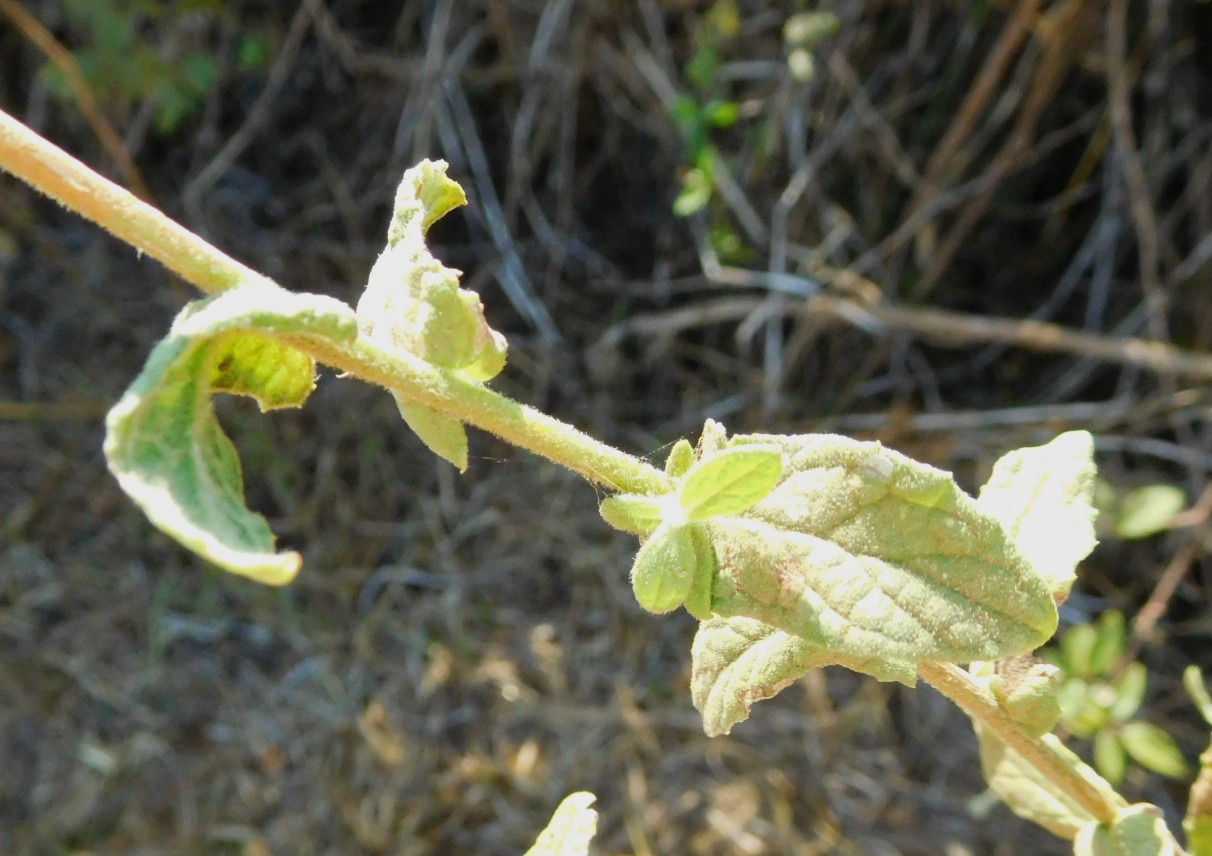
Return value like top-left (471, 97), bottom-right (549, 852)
top-left (292, 332), bottom-right (672, 493)
top-left (918, 661), bottom-right (1121, 826)
top-left (0, 108), bottom-right (671, 495)
top-left (0, 107), bottom-right (270, 294)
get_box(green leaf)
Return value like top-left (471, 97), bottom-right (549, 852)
top-left (357, 160), bottom-right (507, 437)
top-left (708, 434), bottom-right (1058, 676)
top-left (630, 523), bottom-right (698, 614)
top-left (673, 168), bottom-right (713, 217)
top-left (1074, 804), bottom-right (1179, 856)
top-left (682, 523), bottom-right (717, 621)
top-left (691, 615), bottom-right (914, 737)
top-left (1119, 722), bottom-right (1189, 779)
top-left (1062, 623), bottom-right (1100, 680)
top-left (1116, 484), bottom-right (1186, 539)
top-left (1184, 668), bottom-right (1212, 856)
top-left (524, 792), bottom-right (598, 856)
top-left (977, 430), bottom-right (1097, 600)
top-left (1110, 663), bottom-right (1148, 722)
top-left (665, 439), bottom-right (695, 478)
top-left (1090, 610), bottom-right (1127, 676)
top-left (355, 161), bottom-right (506, 463)
top-left (599, 493), bottom-right (666, 536)
top-left (975, 726), bottom-right (1122, 840)
top-left (104, 283), bottom-right (358, 585)
top-left (397, 400), bottom-right (468, 472)
top-left (1095, 729), bottom-right (1128, 785)
top-left (679, 444), bottom-right (782, 521)
top-left (1187, 666), bottom-right (1212, 725)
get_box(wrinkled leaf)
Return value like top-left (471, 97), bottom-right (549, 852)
top-left (691, 615), bottom-right (914, 736)
top-left (1116, 484), bottom-right (1186, 540)
top-left (105, 283), bottom-right (358, 584)
top-left (1119, 722), bottom-right (1188, 779)
top-left (524, 792), bottom-right (598, 856)
top-left (397, 399), bottom-right (469, 472)
top-left (1074, 804), bottom-right (1178, 856)
top-left (708, 433), bottom-right (1058, 677)
top-left (680, 444), bottom-right (782, 521)
top-left (977, 430), bottom-right (1097, 600)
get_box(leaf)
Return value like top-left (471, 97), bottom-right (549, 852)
top-left (630, 523), bottom-right (698, 614)
top-left (104, 283), bottom-right (358, 585)
top-left (1062, 622), bottom-right (1100, 680)
top-left (679, 444), bottom-right (782, 521)
top-left (665, 439), bottom-right (695, 478)
top-left (1116, 485), bottom-right (1186, 540)
top-left (1090, 610), bottom-right (1128, 676)
top-left (356, 160), bottom-right (507, 447)
top-left (979, 657), bottom-right (1062, 738)
top-left (1095, 729), bottom-right (1128, 786)
top-left (1110, 663), bottom-right (1148, 722)
top-left (1074, 805), bottom-right (1179, 856)
top-left (524, 792), bottom-right (598, 856)
top-left (977, 430), bottom-right (1097, 600)
top-left (975, 726), bottom-right (1122, 840)
top-left (691, 615), bottom-right (915, 737)
top-left (682, 523), bottom-right (717, 621)
top-left (1186, 668), bottom-right (1212, 855)
top-left (599, 493), bottom-right (666, 536)
top-left (1119, 722), bottom-right (1189, 779)
top-left (397, 399), bottom-right (468, 472)
top-left (709, 434), bottom-right (1058, 676)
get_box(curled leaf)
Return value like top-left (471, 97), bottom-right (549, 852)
top-left (357, 160), bottom-right (508, 466)
top-left (104, 283), bottom-right (358, 584)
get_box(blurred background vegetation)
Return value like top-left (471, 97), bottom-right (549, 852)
top-left (1, 1), bottom-right (1211, 853)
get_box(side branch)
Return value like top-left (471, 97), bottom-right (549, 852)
top-left (917, 661), bottom-right (1121, 827)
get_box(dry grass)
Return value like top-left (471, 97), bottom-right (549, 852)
top-left (1, 1), bottom-right (1210, 853)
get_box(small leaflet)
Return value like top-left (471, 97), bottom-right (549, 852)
top-left (630, 523), bottom-right (698, 614)
top-left (679, 444), bottom-right (782, 521)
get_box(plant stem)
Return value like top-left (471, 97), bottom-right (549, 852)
top-left (0, 108), bottom-right (672, 495)
top-left (917, 661), bottom-right (1122, 826)
top-left (292, 332), bottom-right (672, 493)
top-left (0, 107), bottom-right (271, 295)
